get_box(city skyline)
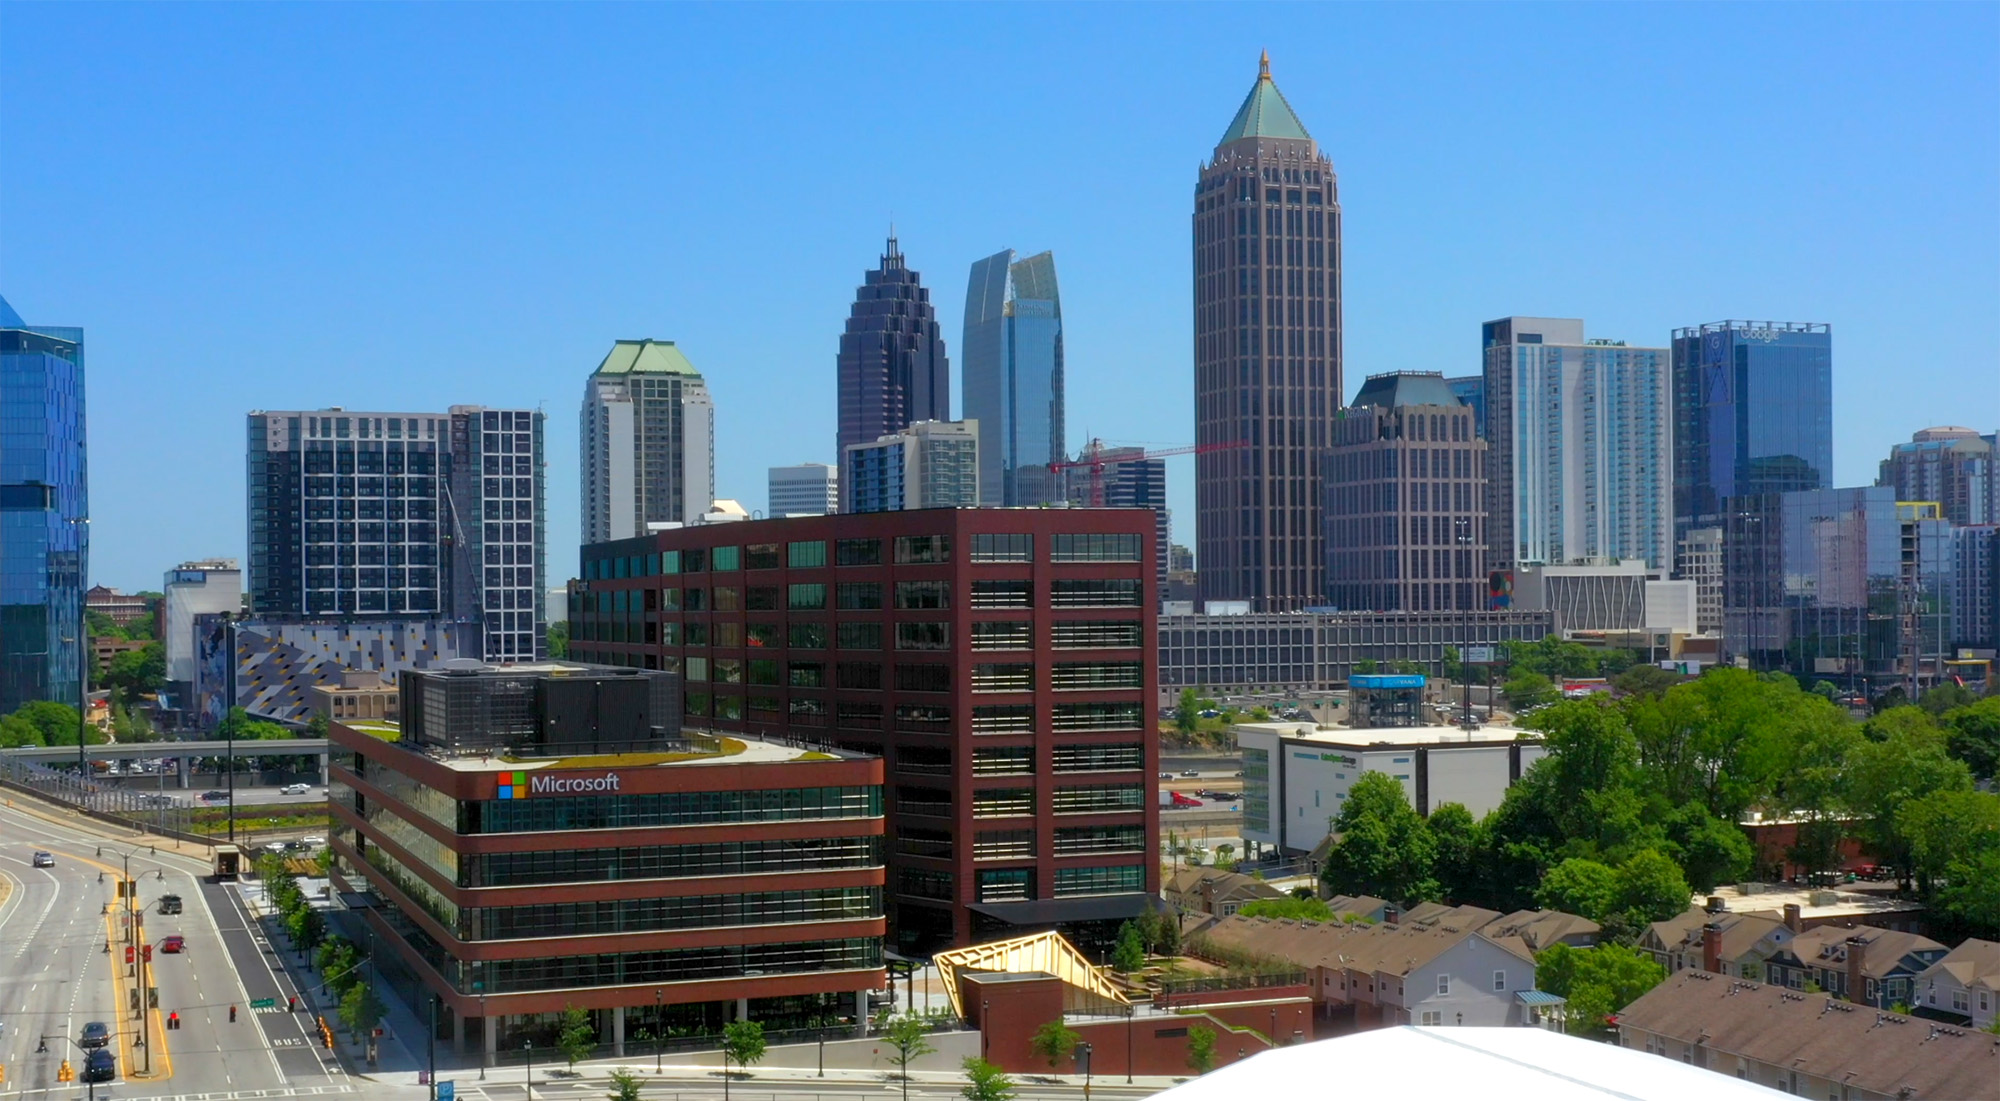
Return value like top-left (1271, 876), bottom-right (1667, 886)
top-left (3, 4), bottom-right (1994, 590)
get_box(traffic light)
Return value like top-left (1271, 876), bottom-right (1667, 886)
top-left (57, 1060), bottom-right (73, 1083)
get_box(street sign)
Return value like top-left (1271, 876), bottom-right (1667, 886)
top-left (437, 1082), bottom-right (454, 1101)
top-left (249, 998), bottom-right (276, 1009)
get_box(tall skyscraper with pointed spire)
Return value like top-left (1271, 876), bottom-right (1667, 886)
top-left (837, 234), bottom-right (950, 508)
top-left (1193, 54), bottom-right (1341, 611)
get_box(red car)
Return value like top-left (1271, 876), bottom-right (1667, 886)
top-left (159, 936), bottom-right (186, 954)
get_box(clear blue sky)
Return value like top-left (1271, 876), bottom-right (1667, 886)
top-left (5, 2), bottom-right (1995, 592)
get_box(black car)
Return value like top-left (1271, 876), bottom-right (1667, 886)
top-left (80, 1021), bottom-right (111, 1049)
top-left (201, 790), bottom-right (229, 802)
top-left (83, 1049), bottom-right (116, 1083)
top-left (158, 894), bottom-right (183, 915)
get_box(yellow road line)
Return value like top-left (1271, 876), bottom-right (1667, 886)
top-left (70, 849), bottom-right (171, 1083)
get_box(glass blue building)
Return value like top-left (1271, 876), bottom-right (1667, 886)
top-left (1722, 486), bottom-right (1953, 685)
top-left (962, 249), bottom-right (1064, 506)
top-left (1672, 320), bottom-right (1834, 535)
top-left (0, 294), bottom-right (88, 716)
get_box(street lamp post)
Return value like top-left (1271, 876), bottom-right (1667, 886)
top-left (427, 994), bottom-right (437, 1101)
top-left (1126, 1005), bottom-right (1135, 1084)
top-left (477, 987), bottom-right (487, 1081)
top-left (72, 517), bottom-right (89, 787)
top-left (225, 616), bottom-right (238, 843)
top-left (523, 1039), bottom-right (533, 1101)
top-left (655, 988), bottom-right (663, 1074)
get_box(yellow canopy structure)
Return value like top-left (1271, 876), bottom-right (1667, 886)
top-left (932, 930), bottom-right (1130, 1019)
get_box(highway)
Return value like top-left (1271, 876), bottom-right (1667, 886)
top-left (0, 796), bottom-right (350, 1099)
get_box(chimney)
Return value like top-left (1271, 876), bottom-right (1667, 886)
top-left (1705, 896), bottom-right (1725, 914)
top-left (1702, 923), bottom-right (1723, 974)
top-left (1783, 904), bottom-right (1802, 934)
top-left (1384, 906), bottom-right (1399, 925)
top-left (1847, 935), bottom-right (1868, 1006)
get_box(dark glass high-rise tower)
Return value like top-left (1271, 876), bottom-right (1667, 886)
top-left (0, 294), bottom-right (87, 715)
top-left (1671, 320), bottom-right (1833, 535)
top-left (1193, 54), bottom-right (1342, 610)
top-left (837, 235), bottom-right (950, 509)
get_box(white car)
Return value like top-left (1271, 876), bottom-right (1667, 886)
top-left (299, 836), bottom-right (326, 848)
top-left (279, 784), bottom-right (311, 796)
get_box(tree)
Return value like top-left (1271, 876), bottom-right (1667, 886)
top-left (1898, 789), bottom-right (2000, 938)
top-left (1029, 1018), bottom-right (1080, 1072)
top-left (606, 1067), bottom-right (645, 1101)
top-left (1844, 722), bottom-right (1973, 887)
top-left (960, 1056), bottom-right (1016, 1101)
top-left (1614, 849), bottom-right (1693, 926)
top-left (1917, 683), bottom-right (1978, 718)
top-left (1176, 687), bottom-right (1201, 735)
top-left (721, 1019), bottom-right (766, 1078)
top-left (306, 711), bottom-right (330, 739)
top-left (1237, 896), bottom-right (1333, 922)
top-left (1942, 697), bottom-right (2000, 782)
top-left (8, 700), bottom-right (85, 745)
top-left (884, 1013), bottom-right (936, 1092)
top-left (1535, 859), bottom-right (1620, 922)
top-left (1535, 943), bottom-right (1666, 1035)
top-left (103, 642), bottom-right (165, 704)
top-left (558, 1003), bottom-right (596, 1070)
top-left (1612, 664), bottom-right (1677, 698)
top-left (1661, 803), bottom-right (1753, 894)
top-left (547, 620), bottom-right (570, 660)
top-left (1321, 772), bottom-right (1437, 905)
top-left (1427, 802), bottom-right (1481, 903)
top-left (1112, 920), bottom-right (1147, 972)
top-left (1186, 1024), bottom-right (1218, 1074)
top-left (1504, 672), bottom-right (1557, 712)
top-left (338, 979), bottom-right (384, 1036)
top-left (0, 713), bottom-right (45, 747)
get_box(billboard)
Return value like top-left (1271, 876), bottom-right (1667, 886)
top-left (1488, 570), bottom-right (1514, 610)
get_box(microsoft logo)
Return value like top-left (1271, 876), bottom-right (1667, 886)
top-left (497, 771), bottom-right (528, 800)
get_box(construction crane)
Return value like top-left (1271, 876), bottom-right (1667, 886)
top-left (1048, 438), bottom-right (1248, 508)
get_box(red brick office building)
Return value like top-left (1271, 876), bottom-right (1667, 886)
top-left (327, 663), bottom-right (887, 1057)
top-left (569, 508), bottom-right (1161, 953)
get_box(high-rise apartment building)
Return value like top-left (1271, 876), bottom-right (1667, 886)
top-left (1877, 427), bottom-right (1997, 528)
top-left (843, 421), bottom-right (980, 515)
top-left (0, 295), bottom-right (87, 714)
top-left (1672, 320), bottom-right (1833, 537)
top-left (567, 508), bottom-right (1159, 953)
top-left (837, 235), bottom-right (950, 482)
top-left (1952, 525), bottom-right (1999, 653)
top-left (162, 559), bottom-right (239, 687)
top-left (245, 406), bottom-right (546, 663)
top-left (1676, 526), bottom-right (1725, 634)
top-left (963, 250), bottom-right (1065, 506)
top-left (769, 463), bottom-right (839, 517)
top-left (1193, 54), bottom-right (1342, 611)
top-left (1482, 318), bottom-right (1672, 571)
top-left (1323, 373), bottom-right (1487, 613)
top-left (581, 340), bottom-right (715, 542)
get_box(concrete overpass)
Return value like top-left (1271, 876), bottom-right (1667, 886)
top-left (0, 739), bottom-right (329, 787)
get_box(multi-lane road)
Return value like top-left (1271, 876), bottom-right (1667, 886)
top-left (0, 796), bottom-right (351, 1099)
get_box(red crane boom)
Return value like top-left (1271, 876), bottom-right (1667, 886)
top-left (1048, 438), bottom-right (1248, 508)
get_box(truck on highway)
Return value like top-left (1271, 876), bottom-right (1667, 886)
top-left (212, 844), bottom-right (242, 880)
top-left (1159, 790), bottom-right (1202, 808)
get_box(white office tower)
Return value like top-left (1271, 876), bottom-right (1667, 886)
top-left (768, 463), bottom-right (838, 517)
top-left (581, 340), bottom-right (715, 543)
top-left (162, 559), bottom-right (240, 685)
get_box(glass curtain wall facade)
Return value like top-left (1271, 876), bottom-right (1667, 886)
top-left (1722, 486), bottom-right (1954, 683)
top-left (1193, 55), bottom-right (1342, 611)
top-left (1482, 318), bottom-right (1672, 571)
top-left (0, 297), bottom-right (87, 715)
top-left (1673, 321), bottom-right (1833, 537)
top-left (836, 235), bottom-right (950, 510)
top-left (962, 249), bottom-right (1065, 506)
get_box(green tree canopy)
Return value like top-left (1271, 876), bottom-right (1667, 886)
top-left (1236, 896), bottom-right (1334, 922)
top-left (721, 1019), bottom-right (767, 1074)
top-left (1615, 849), bottom-right (1693, 926)
top-left (1535, 858), bottom-right (1620, 922)
top-left (7, 700), bottom-right (84, 745)
top-left (1321, 772), bottom-right (1437, 905)
top-left (1504, 672), bottom-right (1557, 712)
top-left (1186, 1025), bottom-right (1218, 1074)
top-left (103, 642), bottom-right (165, 703)
top-left (558, 1004), bottom-right (596, 1069)
top-left (1111, 920), bottom-right (1147, 972)
top-left (1029, 1019), bottom-right (1080, 1071)
top-left (1427, 802), bottom-right (1482, 904)
top-left (1844, 722), bottom-right (1973, 885)
top-left (1941, 697), bottom-right (2000, 782)
top-left (960, 1057), bottom-right (1016, 1101)
top-left (1535, 943), bottom-right (1666, 1035)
